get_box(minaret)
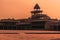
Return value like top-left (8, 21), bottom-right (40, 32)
top-left (31, 3), bottom-right (42, 16)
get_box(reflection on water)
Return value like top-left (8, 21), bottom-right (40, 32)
top-left (51, 38), bottom-right (60, 40)
top-left (0, 30), bottom-right (60, 40)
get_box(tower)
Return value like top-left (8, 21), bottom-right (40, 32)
top-left (31, 3), bottom-right (43, 19)
top-left (31, 4), bottom-right (42, 15)
top-left (31, 4), bottom-right (50, 30)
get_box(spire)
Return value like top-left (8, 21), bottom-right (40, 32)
top-left (34, 3), bottom-right (40, 9)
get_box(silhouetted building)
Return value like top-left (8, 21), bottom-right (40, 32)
top-left (0, 3), bottom-right (60, 30)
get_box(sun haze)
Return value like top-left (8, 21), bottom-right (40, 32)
top-left (0, 0), bottom-right (60, 19)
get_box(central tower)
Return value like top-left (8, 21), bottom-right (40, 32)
top-left (31, 3), bottom-right (42, 19)
top-left (31, 4), bottom-right (51, 30)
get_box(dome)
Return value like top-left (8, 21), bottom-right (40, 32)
top-left (31, 14), bottom-right (51, 20)
top-left (39, 14), bottom-right (51, 20)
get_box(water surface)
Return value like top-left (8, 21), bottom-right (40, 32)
top-left (0, 30), bottom-right (60, 40)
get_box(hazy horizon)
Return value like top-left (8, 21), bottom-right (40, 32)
top-left (0, 0), bottom-right (60, 19)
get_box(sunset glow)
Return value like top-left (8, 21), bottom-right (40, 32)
top-left (0, 0), bottom-right (60, 19)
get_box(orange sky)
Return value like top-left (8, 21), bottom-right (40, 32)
top-left (0, 0), bottom-right (60, 19)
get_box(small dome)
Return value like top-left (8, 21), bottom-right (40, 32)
top-left (39, 14), bottom-right (51, 19)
